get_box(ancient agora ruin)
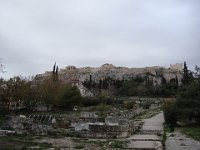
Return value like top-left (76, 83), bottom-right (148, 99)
top-left (0, 97), bottom-right (166, 149)
top-left (1, 63), bottom-right (200, 149)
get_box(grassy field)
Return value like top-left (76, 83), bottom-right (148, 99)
top-left (180, 126), bottom-right (200, 141)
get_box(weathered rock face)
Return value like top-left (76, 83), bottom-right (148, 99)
top-left (34, 63), bottom-right (183, 96)
top-left (35, 63), bottom-right (183, 84)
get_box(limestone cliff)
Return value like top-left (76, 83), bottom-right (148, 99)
top-left (34, 63), bottom-right (183, 90)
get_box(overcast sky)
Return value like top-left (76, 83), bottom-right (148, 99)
top-left (0, 0), bottom-right (200, 78)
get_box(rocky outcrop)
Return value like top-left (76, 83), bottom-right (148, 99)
top-left (34, 63), bottom-right (183, 96)
top-left (35, 63), bottom-right (183, 84)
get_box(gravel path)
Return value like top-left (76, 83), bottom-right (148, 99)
top-left (166, 131), bottom-right (200, 150)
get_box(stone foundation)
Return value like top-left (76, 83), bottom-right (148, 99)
top-left (76, 123), bottom-right (129, 138)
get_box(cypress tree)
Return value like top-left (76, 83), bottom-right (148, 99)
top-left (182, 61), bottom-right (193, 84)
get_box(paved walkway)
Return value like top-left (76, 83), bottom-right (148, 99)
top-left (128, 111), bottom-right (164, 149)
top-left (142, 112), bottom-right (164, 131)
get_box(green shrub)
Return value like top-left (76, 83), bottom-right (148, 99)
top-left (180, 127), bottom-right (200, 141)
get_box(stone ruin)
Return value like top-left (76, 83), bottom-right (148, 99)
top-left (105, 116), bottom-right (128, 125)
top-left (0, 98), bottom-right (162, 139)
top-left (69, 110), bottom-right (145, 139)
top-left (71, 117), bottom-right (104, 131)
top-left (28, 114), bottom-right (56, 125)
top-left (80, 111), bottom-right (98, 118)
top-left (84, 122), bottom-right (129, 138)
top-left (70, 112), bottom-right (104, 131)
top-left (0, 129), bottom-right (16, 136)
top-left (68, 98), bottom-right (163, 139)
top-left (0, 114), bottom-right (57, 136)
top-left (70, 111), bottom-right (129, 138)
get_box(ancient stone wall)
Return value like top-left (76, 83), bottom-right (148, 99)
top-left (80, 130), bottom-right (129, 138)
top-left (78, 123), bottom-right (129, 138)
top-left (89, 124), bottom-right (128, 132)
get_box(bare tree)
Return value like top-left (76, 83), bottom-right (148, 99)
top-left (0, 58), bottom-right (5, 73)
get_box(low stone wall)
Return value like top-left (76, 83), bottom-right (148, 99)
top-left (89, 124), bottom-right (128, 132)
top-left (71, 122), bottom-right (89, 131)
top-left (28, 114), bottom-right (56, 125)
top-left (70, 117), bottom-right (104, 131)
top-left (81, 112), bottom-right (98, 118)
top-left (0, 130), bottom-right (16, 136)
top-left (1, 115), bottom-right (53, 135)
top-left (30, 124), bottom-right (50, 135)
top-left (105, 116), bottom-right (129, 125)
top-left (77, 124), bottom-right (129, 138)
top-left (132, 120), bottom-right (144, 132)
top-left (80, 130), bottom-right (129, 138)
top-left (71, 117), bottom-right (104, 123)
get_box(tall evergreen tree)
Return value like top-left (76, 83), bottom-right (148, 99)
top-left (182, 61), bottom-right (193, 84)
top-left (52, 63), bottom-right (59, 82)
top-left (56, 66), bottom-right (59, 74)
top-left (53, 62), bottom-right (56, 74)
top-left (194, 65), bottom-right (200, 79)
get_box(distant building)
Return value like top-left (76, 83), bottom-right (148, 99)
top-left (170, 63), bottom-right (183, 71)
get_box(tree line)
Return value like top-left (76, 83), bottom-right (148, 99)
top-left (82, 72), bottom-right (178, 98)
top-left (1, 61), bottom-right (199, 125)
top-left (0, 64), bottom-right (82, 115)
top-left (163, 62), bottom-right (200, 125)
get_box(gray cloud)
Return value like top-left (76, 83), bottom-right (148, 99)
top-left (0, 0), bottom-right (200, 78)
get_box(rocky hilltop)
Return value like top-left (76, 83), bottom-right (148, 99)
top-left (35, 63), bottom-right (183, 86)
